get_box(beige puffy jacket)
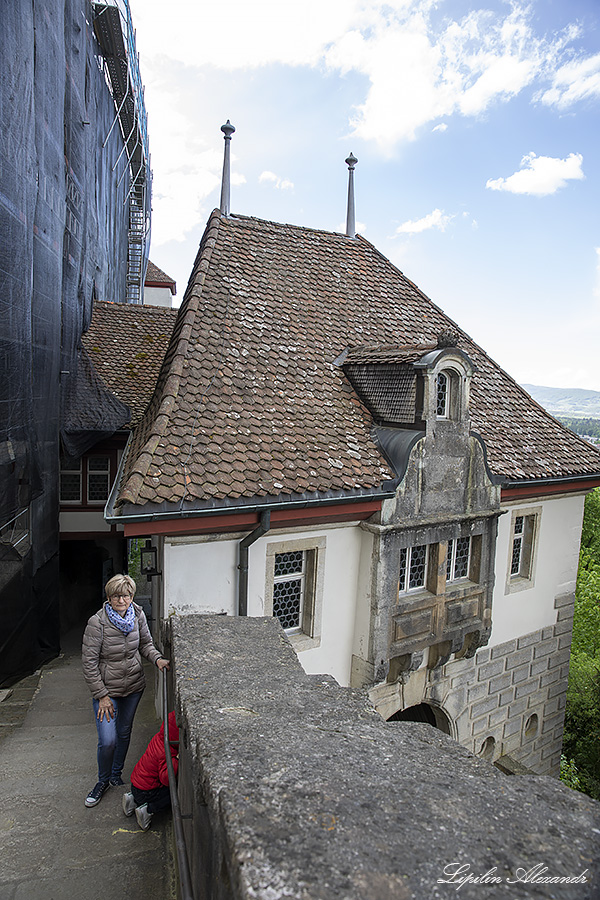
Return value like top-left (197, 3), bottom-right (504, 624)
top-left (82, 602), bottom-right (163, 700)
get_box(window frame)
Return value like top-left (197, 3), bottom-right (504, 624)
top-left (446, 536), bottom-right (471, 582)
top-left (436, 371), bottom-right (450, 419)
top-left (265, 536), bottom-right (326, 651)
top-left (398, 544), bottom-right (429, 594)
top-left (435, 368), bottom-right (460, 420)
top-left (505, 506), bottom-right (541, 594)
top-left (59, 452), bottom-right (114, 507)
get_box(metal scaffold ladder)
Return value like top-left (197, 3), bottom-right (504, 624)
top-left (92, 0), bottom-right (151, 305)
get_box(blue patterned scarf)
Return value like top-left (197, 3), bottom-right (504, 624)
top-left (105, 601), bottom-right (136, 634)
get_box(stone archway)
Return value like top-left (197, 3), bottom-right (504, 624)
top-left (387, 702), bottom-right (452, 735)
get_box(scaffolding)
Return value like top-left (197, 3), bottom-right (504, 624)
top-left (93, 0), bottom-right (151, 304)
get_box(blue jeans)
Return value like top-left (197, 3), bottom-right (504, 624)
top-left (92, 691), bottom-right (143, 782)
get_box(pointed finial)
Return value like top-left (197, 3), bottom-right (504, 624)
top-left (345, 152), bottom-right (358, 237)
top-left (220, 120), bottom-right (235, 216)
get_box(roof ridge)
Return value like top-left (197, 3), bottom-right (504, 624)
top-left (227, 210), bottom-right (360, 243)
top-left (118, 210), bottom-right (222, 505)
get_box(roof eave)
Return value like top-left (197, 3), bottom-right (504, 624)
top-left (105, 481), bottom-right (399, 525)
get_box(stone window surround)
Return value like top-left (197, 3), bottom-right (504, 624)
top-left (397, 534), bottom-right (483, 599)
top-left (265, 535), bottom-right (326, 652)
top-left (414, 348), bottom-right (473, 426)
top-left (504, 505), bottom-right (542, 594)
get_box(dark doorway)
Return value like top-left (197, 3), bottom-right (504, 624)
top-left (388, 702), bottom-right (452, 735)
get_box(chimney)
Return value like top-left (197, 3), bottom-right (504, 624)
top-left (219, 120), bottom-right (235, 216)
top-left (345, 152), bottom-right (358, 237)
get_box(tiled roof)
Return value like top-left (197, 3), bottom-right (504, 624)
top-left (82, 301), bottom-right (177, 426)
top-left (145, 260), bottom-right (176, 292)
top-left (116, 210), bottom-right (600, 511)
top-left (342, 344), bottom-right (436, 365)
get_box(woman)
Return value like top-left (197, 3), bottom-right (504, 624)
top-left (82, 573), bottom-right (169, 808)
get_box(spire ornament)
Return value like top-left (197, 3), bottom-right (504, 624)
top-left (219, 120), bottom-right (235, 216)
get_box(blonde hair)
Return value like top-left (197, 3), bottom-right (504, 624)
top-left (105, 574), bottom-right (136, 600)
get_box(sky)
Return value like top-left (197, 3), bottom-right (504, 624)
top-left (128, 0), bottom-right (600, 391)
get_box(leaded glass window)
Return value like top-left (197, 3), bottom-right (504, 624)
top-left (511, 516), bottom-right (525, 576)
top-left (87, 456), bottom-right (110, 503)
top-left (399, 545), bottom-right (428, 593)
top-left (273, 551), bottom-right (305, 631)
top-left (436, 372), bottom-right (448, 417)
top-left (60, 457), bottom-right (82, 502)
top-left (447, 537), bottom-right (471, 581)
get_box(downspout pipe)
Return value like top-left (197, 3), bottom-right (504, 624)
top-left (238, 509), bottom-right (271, 616)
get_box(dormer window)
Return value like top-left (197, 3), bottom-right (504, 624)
top-left (414, 348), bottom-right (474, 426)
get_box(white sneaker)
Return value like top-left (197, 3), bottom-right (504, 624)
top-left (135, 803), bottom-right (153, 831)
top-left (122, 791), bottom-right (136, 817)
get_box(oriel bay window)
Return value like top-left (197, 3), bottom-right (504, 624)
top-left (398, 535), bottom-right (482, 597)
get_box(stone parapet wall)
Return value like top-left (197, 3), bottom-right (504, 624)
top-left (171, 614), bottom-right (598, 900)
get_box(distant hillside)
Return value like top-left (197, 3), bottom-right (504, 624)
top-left (521, 384), bottom-right (600, 419)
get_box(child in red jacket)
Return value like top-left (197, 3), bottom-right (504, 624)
top-left (122, 711), bottom-right (179, 831)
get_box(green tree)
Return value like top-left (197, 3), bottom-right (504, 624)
top-left (561, 487), bottom-right (600, 799)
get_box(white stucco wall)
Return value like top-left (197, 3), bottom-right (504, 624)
top-left (489, 492), bottom-right (585, 646)
top-left (163, 523), bottom-right (371, 686)
top-left (59, 510), bottom-right (110, 532)
top-left (143, 285), bottom-right (173, 307)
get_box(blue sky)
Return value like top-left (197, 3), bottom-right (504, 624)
top-left (129, 0), bottom-right (600, 390)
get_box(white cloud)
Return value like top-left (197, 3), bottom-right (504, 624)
top-left (486, 152), bottom-right (584, 196)
top-left (131, 1), bottom-right (598, 152)
top-left (128, 0), bottom-right (600, 247)
top-left (395, 208), bottom-right (452, 235)
top-left (259, 171), bottom-right (294, 190)
top-left (539, 52), bottom-right (600, 109)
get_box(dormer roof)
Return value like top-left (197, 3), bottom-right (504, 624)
top-left (145, 260), bottom-right (177, 295)
top-left (111, 209), bottom-right (600, 514)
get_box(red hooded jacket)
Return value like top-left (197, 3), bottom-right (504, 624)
top-left (131, 711), bottom-right (179, 791)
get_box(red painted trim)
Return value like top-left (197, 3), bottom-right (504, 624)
top-left (501, 477), bottom-right (600, 502)
top-left (123, 500), bottom-right (383, 538)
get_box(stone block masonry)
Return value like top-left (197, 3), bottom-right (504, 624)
top-left (442, 595), bottom-right (576, 776)
top-left (171, 615), bottom-right (599, 900)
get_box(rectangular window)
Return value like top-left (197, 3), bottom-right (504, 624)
top-left (60, 457), bottom-right (82, 503)
top-left (60, 453), bottom-right (111, 505)
top-left (399, 544), bottom-right (428, 593)
top-left (505, 508), bottom-right (540, 593)
top-left (273, 550), bottom-right (305, 632)
top-left (510, 514), bottom-right (535, 579)
top-left (447, 536), bottom-right (471, 581)
top-left (87, 455), bottom-right (110, 503)
top-left (265, 537), bottom-right (326, 651)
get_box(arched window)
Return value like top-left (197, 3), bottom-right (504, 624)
top-left (436, 371), bottom-right (449, 418)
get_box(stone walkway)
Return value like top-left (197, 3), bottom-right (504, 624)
top-left (0, 630), bottom-right (176, 900)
